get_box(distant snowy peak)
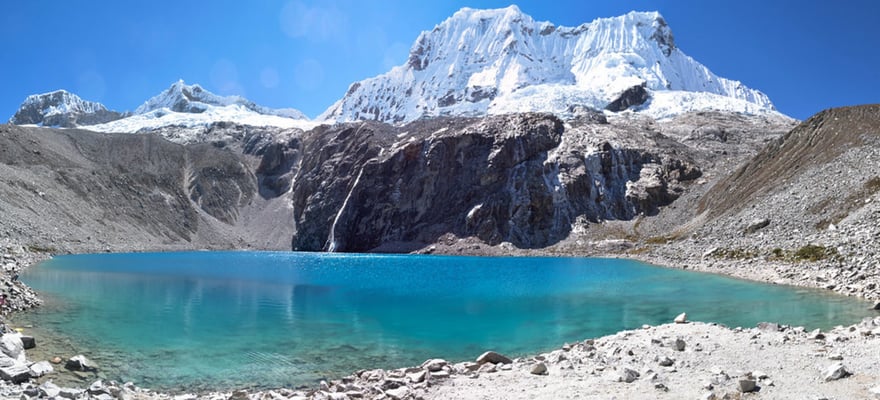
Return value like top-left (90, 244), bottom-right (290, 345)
top-left (136, 80), bottom-right (308, 120)
top-left (320, 6), bottom-right (778, 123)
top-left (9, 90), bottom-right (124, 127)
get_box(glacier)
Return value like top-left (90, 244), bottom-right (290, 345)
top-left (320, 6), bottom-right (779, 123)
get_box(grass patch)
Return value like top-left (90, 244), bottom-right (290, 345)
top-left (26, 244), bottom-right (57, 254)
top-left (792, 244), bottom-right (838, 262)
top-left (710, 247), bottom-right (759, 260)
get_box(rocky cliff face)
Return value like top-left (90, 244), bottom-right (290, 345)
top-left (0, 107), bottom-right (792, 254)
top-left (288, 113), bottom-right (703, 252)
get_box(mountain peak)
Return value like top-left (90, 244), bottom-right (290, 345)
top-left (321, 8), bottom-right (776, 123)
top-left (135, 80), bottom-right (308, 120)
top-left (9, 90), bottom-right (123, 127)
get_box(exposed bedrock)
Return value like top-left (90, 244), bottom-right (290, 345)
top-left (289, 114), bottom-right (701, 252)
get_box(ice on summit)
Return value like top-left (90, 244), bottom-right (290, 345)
top-left (320, 6), bottom-right (779, 123)
top-left (135, 80), bottom-right (309, 120)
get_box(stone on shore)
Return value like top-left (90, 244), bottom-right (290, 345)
top-left (28, 360), bottom-right (53, 377)
top-left (674, 313), bottom-right (688, 324)
top-left (738, 378), bottom-right (757, 393)
top-left (476, 351), bottom-right (512, 365)
top-left (619, 367), bottom-right (640, 383)
top-left (0, 334), bottom-right (26, 362)
top-left (421, 358), bottom-right (448, 372)
top-left (823, 362), bottom-right (851, 381)
top-left (19, 335), bottom-right (36, 350)
top-left (385, 386), bottom-right (410, 400)
top-left (0, 362), bottom-right (31, 383)
top-left (530, 362), bottom-right (548, 375)
top-left (65, 354), bottom-right (98, 372)
top-left (657, 356), bottom-right (675, 367)
top-left (872, 301), bottom-right (880, 310)
top-left (674, 338), bottom-right (686, 351)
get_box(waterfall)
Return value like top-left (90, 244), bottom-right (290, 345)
top-left (326, 166), bottom-right (366, 252)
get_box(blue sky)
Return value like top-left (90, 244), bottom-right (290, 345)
top-left (2, 1), bottom-right (878, 120)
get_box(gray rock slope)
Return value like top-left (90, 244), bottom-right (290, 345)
top-left (0, 108), bottom-right (794, 254)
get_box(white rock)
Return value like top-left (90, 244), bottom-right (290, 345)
top-left (28, 360), bottom-right (53, 378)
top-left (674, 313), bottom-right (688, 324)
top-left (823, 362), bottom-right (850, 381)
top-left (0, 334), bottom-right (25, 363)
top-left (385, 386), bottom-right (410, 400)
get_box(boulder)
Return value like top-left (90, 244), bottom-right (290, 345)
top-left (406, 369), bottom-right (427, 384)
top-left (674, 313), bottom-right (688, 324)
top-left (674, 338), bottom-right (686, 351)
top-left (619, 367), bottom-right (640, 383)
top-left (658, 356), bottom-right (675, 367)
top-left (58, 388), bottom-right (84, 400)
top-left (757, 322), bottom-right (781, 332)
top-left (385, 386), bottom-right (410, 400)
top-left (0, 334), bottom-right (25, 362)
top-left (421, 358), bottom-right (447, 372)
top-left (476, 351), bottom-right (512, 365)
top-left (19, 335), bottom-right (35, 350)
top-left (872, 301), bottom-right (880, 310)
top-left (39, 381), bottom-right (61, 398)
top-left (0, 363), bottom-right (31, 383)
top-left (738, 378), bottom-right (757, 393)
top-left (65, 354), bottom-right (98, 372)
top-left (530, 362), bottom-right (548, 375)
top-left (744, 218), bottom-right (770, 233)
top-left (823, 362), bottom-right (851, 381)
top-left (28, 360), bottom-right (53, 378)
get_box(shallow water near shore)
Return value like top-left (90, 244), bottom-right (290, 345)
top-left (16, 251), bottom-right (873, 391)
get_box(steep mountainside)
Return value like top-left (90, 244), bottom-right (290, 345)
top-left (634, 105), bottom-right (880, 299)
top-left (0, 109), bottom-right (792, 254)
top-left (320, 6), bottom-right (777, 123)
top-left (8, 90), bottom-right (125, 127)
top-left (0, 123), bottom-right (302, 252)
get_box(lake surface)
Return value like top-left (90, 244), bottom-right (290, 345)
top-left (18, 251), bottom-right (873, 391)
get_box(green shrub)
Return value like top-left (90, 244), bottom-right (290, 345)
top-left (793, 244), bottom-right (837, 262)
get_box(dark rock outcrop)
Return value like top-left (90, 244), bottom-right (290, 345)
top-left (288, 114), bottom-right (700, 252)
top-left (605, 85), bottom-right (651, 112)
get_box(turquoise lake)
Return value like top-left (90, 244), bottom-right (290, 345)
top-left (18, 251), bottom-right (873, 391)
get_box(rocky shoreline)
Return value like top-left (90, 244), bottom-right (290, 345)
top-left (0, 240), bottom-right (878, 400)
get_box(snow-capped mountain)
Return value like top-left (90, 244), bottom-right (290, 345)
top-left (320, 6), bottom-right (778, 123)
top-left (9, 90), bottom-right (125, 127)
top-left (135, 80), bottom-right (308, 120)
top-left (9, 81), bottom-right (314, 140)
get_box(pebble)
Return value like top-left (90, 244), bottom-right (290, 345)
top-left (674, 312), bottom-right (688, 324)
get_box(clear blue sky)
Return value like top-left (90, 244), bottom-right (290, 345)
top-left (2, 1), bottom-right (878, 120)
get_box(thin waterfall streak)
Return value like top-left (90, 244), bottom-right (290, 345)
top-left (327, 165), bottom-right (366, 252)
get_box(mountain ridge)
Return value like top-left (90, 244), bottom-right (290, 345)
top-left (320, 6), bottom-right (778, 123)
top-left (8, 90), bottom-right (126, 128)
